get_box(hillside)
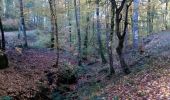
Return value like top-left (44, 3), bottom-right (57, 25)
top-left (0, 30), bottom-right (170, 99)
top-left (92, 30), bottom-right (170, 99)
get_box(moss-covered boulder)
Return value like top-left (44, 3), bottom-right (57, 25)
top-left (0, 51), bottom-right (8, 69)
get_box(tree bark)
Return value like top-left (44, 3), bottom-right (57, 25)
top-left (67, 1), bottom-right (72, 47)
top-left (117, 2), bottom-right (131, 74)
top-left (147, 0), bottom-right (153, 34)
top-left (107, 0), bottom-right (115, 74)
top-left (110, 0), bottom-right (131, 74)
top-left (165, 0), bottom-right (168, 29)
top-left (19, 0), bottom-right (28, 48)
top-left (49, 0), bottom-right (55, 48)
top-left (0, 18), bottom-right (8, 69)
top-left (132, 0), bottom-right (139, 48)
top-left (83, 12), bottom-right (90, 60)
top-left (0, 17), bottom-right (5, 51)
top-left (96, 0), bottom-right (107, 64)
top-left (74, 0), bottom-right (82, 66)
top-left (48, 0), bottom-right (59, 66)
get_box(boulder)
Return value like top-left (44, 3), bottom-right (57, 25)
top-left (0, 51), bottom-right (8, 69)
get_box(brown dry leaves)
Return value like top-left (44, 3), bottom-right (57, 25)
top-left (105, 57), bottom-right (170, 100)
top-left (0, 48), bottom-right (58, 98)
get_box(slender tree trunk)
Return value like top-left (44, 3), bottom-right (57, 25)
top-left (132, 0), bottom-right (139, 48)
top-left (0, 17), bottom-right (8, 69)
top-left (54, 16), bottom-right (59, 67)
top-left (19, 0), bottom-right (28, 48)
top-left (67, 1), bottom-right (72, 47)
top-left (83, 1), bottom-right (91, 60)
top-left (110, 0), bottom-right (131, 74)
top-left (0, 18), bottom-right (5, 51)
top-left (107, 0), bottom-right (115, 74)
top-left (147, 0), bottom-right (152, 34)
top-left (49, 0), bottom-right (55, 48)
top-left (92, 15), bottom-right (95, 36)
top-left (48, 0), bottom-right (59, 66)
top-left (83, 12), bottom-right (90, 60)
top-left (165, 0), bottom-right (168, 29)
top-left (151, 5), bottom-right (154, 32)
top-left (115, 4), bottom-right (131, 74)
top-left (74, 0), bottom-right (82, 66)
top-left (96, 0), bottom-right (107, 63)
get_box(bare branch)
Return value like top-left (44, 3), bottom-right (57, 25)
top-left (117, 0), bottom-right (126, 13)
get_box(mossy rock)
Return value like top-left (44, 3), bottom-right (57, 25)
top-left (0, 51), bottom-right (8, 69)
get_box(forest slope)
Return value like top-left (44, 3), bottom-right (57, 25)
top-left (0, 30), bottom-right (170, 99)
top-left (94, 30), bottom-right (170, 99)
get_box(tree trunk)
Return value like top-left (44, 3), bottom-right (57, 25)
top-left (132, 0), bottom-right (139, 48)
top-left (112, 0), bottom-right (131, 74)
top-left (0, 17), bottom-right (5, 51)
top-left (49, 0), bottom-right (55, 48)
top-left (0, 18), bottom-right (8, 69)
top-left (96, 0), bottom-right (107, 64)
top-left (147, 0), bottom-right (152, 34)
top-left (74, 0), bottom-right (82, 66)
top-left (107, 0), bottom-right (115, 74)
top-left (67, 1), bottom-right (72, 47)
top-left (83, 12), bottom-right (90, 60)
top-left (48, 0), bottom-right (59, 66)
top-left (19, 0), bottom-right (28, 48)
top-left (165, 0), bottom-right (168, 29)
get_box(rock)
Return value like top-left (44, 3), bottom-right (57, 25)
top-left (0, 51), bottom-right (8, 69)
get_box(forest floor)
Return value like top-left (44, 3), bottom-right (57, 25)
top-left (92, 30), bottom-right (170, 100)
top-left (0, 30), bottom-right (170, 99)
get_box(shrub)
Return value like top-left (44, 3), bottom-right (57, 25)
top-left (30, 30), bottom-right (51, 48)
top-left (57, 63), bottom-right (78, 85)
